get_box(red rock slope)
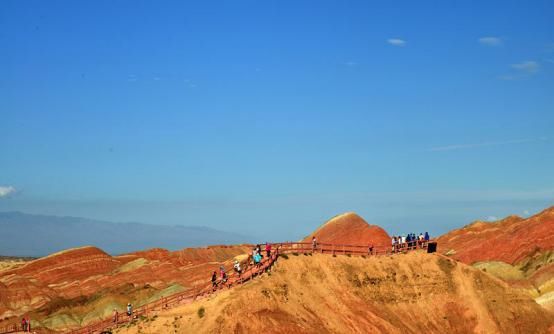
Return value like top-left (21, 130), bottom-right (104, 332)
top-left (436, 206), bottom-right (554, 265)
top-left (0, 244), bottom-right (251, 331)
top-left (303, 212), bottom-right (390, 247)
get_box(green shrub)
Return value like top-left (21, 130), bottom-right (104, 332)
top-left (197, 306), bottom-right (205, 318)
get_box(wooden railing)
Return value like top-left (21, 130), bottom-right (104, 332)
top-left (1, 240), bottom-right (433, 334)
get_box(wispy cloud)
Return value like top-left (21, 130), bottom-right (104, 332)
top-left (511, 60), bottom-right (540, 73)
top-left (0, 186), bottom-right (16, 198)
top-left (428, 137), bottom-right (547, 152)
top-left (486, 216), bottom-right (498, 222)
top-left (499, 60), bottom-right (540, 80)
top-left (478, 37), bottom-right (502, 47)
top-left (387, 38), bottom-right (406, 47)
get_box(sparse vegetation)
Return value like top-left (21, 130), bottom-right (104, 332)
top-left (197, 306), bottom-right (205, 318)
top-left (280, 254), bottom-right (289, 260)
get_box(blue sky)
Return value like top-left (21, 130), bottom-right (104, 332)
top-left (1, 0), bottom-right (553, 241)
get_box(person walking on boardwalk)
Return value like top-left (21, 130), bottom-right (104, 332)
top-left (126, 303), bottom-right (133, 317)
top-left (220, 265), bottom-right (227, 283)
top-left (312, 236), bottom-right (317, 252)
top-left (233, 260), bottom-right (243, 283)
top-left (211, 271), bottom-right (217, 290)
top-left (113, 308), bottom-right (119, 323)
top-left (265, 242), bottom-right (272, 258)
top-left (234, 260), bottom-right (242, 275)
top-left (21, 318), bottom-right (27, 332)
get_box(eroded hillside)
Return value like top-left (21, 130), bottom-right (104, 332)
top-left (113, 252), bottom-right (554, 334)
top-left (0, 244), bottom-right (251, 331)
top-left (302, 212), bottom-right (390, 247)
top-left (437, 206), bottom-right (554, 311)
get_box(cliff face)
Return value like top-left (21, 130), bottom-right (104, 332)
top-left (437, 207), bottom-right (554, 265)
top-left (303, 212), bottom-right (391, 247)
top-left (113, 252), bottom-right (554, 334)
top-left (437, 206), bottom-right (554, 311)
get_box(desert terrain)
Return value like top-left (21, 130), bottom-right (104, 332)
top-left (437, 206), bottom-right (554, 311)
top-left (1, 207), bottom-right (553, 333)
top-left (112, 252), bottom-right (553, 334)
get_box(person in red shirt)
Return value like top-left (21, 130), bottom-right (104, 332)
top-left (265, 242), bottom-right (272, 258)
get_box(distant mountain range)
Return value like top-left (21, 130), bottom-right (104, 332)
top-left (0, 211), bottom-right (252, 256)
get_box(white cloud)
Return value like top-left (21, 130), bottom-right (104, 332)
top-left (498, 74), bottom-right (516, 81)
top-left (0, 186), bottom-right (16, 198)
top-left (479, 37), bottom-right (502, 46)
top-left (511, 60), bottom-right (540, 73)
top-left (428, 137), bottom-right (547, 152)
top-left (387, 38), bottom-right (406, 47)
top-left (486, 216), bottom-right (498, 222)
top-left (523, 210), bottom-right (530, 216)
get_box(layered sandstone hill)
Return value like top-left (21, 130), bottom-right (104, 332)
top-left (437, 206), bottom-right (554, 311)
top-left (0, 244), bottom-right (251, 331)
top-left (303, 212), bottom-right (390, 247)
top-left (114, 252), bottom-right (554, 334)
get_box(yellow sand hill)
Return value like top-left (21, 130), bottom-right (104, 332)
top-left (113, 252), bottom-right (554, 334)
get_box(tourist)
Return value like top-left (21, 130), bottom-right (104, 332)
top-left (424, 232), bottom-right (430, 241)
top-left (211, 271), bottom-right (217, 289)
top-left (126, 303), bottom-right (133, 317)
top-left (26, 318), bottom-right (30, 332)
top-left (254, 252), bottom-right (262, 268)
top-left (312, 236), bottom-right (317, 252)
top-left (113, 308), bottom-right (119, 323)
top-left (368, 244), bottom-right (374, 255)
top-left (220, 265), bottom-right (227, 283)
top-left (21, 318), bottom-right (27, 332)
top-left (234, 260), bottom-right (242, 275)
top-left (265, 242), bottom-right (272, 258)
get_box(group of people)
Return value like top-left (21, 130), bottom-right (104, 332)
top-left (252, 243), bottom-right (272, 267)
top-left (391, 232), bottom-right (430, 251)
top-left (20, 317), bottom-right (31, 332)
top-left (211, 265), bottom-right (228, 289)
top-left (112, 303), bottom-right (134, 323)
top-left (211, 242), bottom-right (273, 290)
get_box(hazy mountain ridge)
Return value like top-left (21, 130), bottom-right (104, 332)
top-left (0, 211), bottom-right (252, 256)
